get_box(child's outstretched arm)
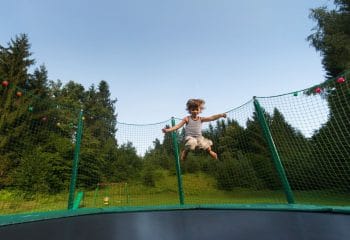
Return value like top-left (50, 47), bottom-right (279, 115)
top-left (162, 117), bottom-right (187, 133)
top-left (201, 113), bottom-right (227, 122)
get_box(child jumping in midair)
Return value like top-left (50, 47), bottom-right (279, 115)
top-left (162, 99), bottom-right (226, 161)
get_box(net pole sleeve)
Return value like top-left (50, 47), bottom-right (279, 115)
top-left (67, 109), bottom-right (84, 210)
top-left (253, 98), bottom-right (295, 204)
top-left (171, 117), bottom-right (185, 205)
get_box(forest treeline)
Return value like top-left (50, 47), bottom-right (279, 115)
top-left (0, 0), bottom-right (349, 195)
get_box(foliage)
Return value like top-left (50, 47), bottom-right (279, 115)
top-left (308, 0), bottom-right (350, 191)
top-left (308, 0), bottom-right (350, 77)
top-left (1, 31), bottom-right (349, 208)
top-left (0, 35), bottom-right (127, 193)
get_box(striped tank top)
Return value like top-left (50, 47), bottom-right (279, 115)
top-left (185, 117), bottom-right (202, 137)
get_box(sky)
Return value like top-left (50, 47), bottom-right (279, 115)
top-left (1, 0), bottom-right (333, 124)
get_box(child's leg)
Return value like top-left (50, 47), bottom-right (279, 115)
top-left (198, 137), bottom-right (216, 159)
top-left (206, 147), bottom-right (218, 160)
top-left (181, 149), bottom-right (189, 161)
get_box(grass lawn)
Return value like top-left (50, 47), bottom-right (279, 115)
top-left (1, 170), bottom-right (349, 215)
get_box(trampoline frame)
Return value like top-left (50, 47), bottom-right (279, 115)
top-left (1, 204), bottom-right (350, 240)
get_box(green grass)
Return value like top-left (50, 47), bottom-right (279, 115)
top-left (0, 190), bottom-right (68, 214)
top-left (1, 170), bottom-right (349, 215)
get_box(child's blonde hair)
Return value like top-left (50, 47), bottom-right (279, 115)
top-left (186, 99), bottom-right (205, 113)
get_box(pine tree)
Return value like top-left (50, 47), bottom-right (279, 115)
top-left (244, 111), bottom-right (281, 190)
top-left (269, 108), bottom-right (315, 190)
top-left (308, 0), bottom-right (350, 77)
top-left (0, 34), bottom-right (35, 188)
top-left (311, 78), bottom-right (350, 191)
top-left (78, 81), bottom-right (120, 186)
top-left (308, 0), bottom-right (350, 192)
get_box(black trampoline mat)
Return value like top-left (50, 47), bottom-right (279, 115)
top-left (1, 209), bottom-right (350, 240)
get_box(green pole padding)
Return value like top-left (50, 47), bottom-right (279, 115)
top-left (67, 110), bottom-right (84, 210)
top-left (125, 183), bottom-right (130, 204)
top-left (93, 184), bottom-right (100, 207)
top-left (253, 98), bottom-right (295, 204)
top-left (171, 117), bottom-right (185, 205)
top-left (73, 192), bottom-right (84, 210)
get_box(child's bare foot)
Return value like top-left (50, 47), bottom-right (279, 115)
top-left (208, 150), bottom-right (218, 160)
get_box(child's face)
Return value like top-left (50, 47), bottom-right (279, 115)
top-left (190, 106), bottom-right (201, 116)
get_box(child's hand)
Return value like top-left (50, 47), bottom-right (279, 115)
top-left (162, 128), bottom-right (168, 133)
top-left (222, 113), bottom-right (227, 118)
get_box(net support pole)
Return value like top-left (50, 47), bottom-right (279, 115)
top-left (67, 109), bottom-right (84, 210)
top-left (171, 117), bottom-right (185, 205)
top-left (253, 97), bottom-right (295, 204)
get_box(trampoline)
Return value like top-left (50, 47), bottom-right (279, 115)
top-left (1, 209), bottom-right (350, 240)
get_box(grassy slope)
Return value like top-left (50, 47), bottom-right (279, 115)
top-left (1, 170), bottom-right (349, 215)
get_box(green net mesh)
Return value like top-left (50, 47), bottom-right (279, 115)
top-left (257, 72), bottom-right (350, 205)
top-left (179, 102), bottom-right (285, 205)
top-left (0, 86), bottom-right (80, 214)
top-left (1, 71), bottom-right (350, 216)
top-left (77, 119), bottom-right (180, 208)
